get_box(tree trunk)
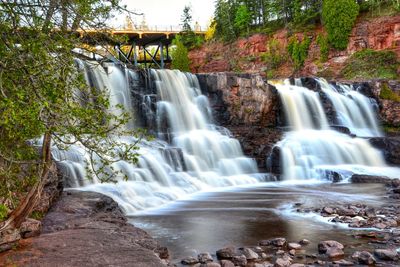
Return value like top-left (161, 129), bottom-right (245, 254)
top-left (0, 132), bottom-right (52, 232)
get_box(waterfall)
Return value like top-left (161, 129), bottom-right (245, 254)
top-left (274, 79), bottom-right (399, 181)
top-left (55, 62), bottom-right (261, 214)
top-left (317, 78), bottom-right (382, 137)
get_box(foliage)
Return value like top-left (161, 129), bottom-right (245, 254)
top-left (0, 1), bottom-right (141, 222)
top-left (380, 83), bottom-right (400, 102)
top-left (234, 4), bottom-right (252, 35)
top-left (261, 38), bottom-right (286, 70)
top-left (205, 20), bottom-right (217, 41)
top-left (287, 36), bottom-right (311, 70)
top-left (179, 5), bottom-right (205, 49)
top-left (341, 49), bottom-right (399, 79)
top-left (0, 204), bottom-right (8, 221)
top-left (316, 33), bottom-right (329, 62)
top-left (322, 0), bottom-right (359, 50)
top-left (30, 211), bottom-right (44, 220)
top-left (171, 36), bottom-right (191, 72)
top-left (214, 0), bottom-right (237, 42)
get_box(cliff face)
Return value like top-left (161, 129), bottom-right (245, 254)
top-left (189, 15), bottom-right (400, 77)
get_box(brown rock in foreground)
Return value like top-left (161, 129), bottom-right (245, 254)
top-left (0, 191), bottom-right (166, 267)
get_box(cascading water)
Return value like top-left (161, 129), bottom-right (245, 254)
top-left (55, 61), bottom-right (261, 214)
top-left (273, 80), bottom-right (400, 181)
top-left (317, 78), bottom-right (382, 137)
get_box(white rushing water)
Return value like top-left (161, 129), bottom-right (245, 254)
top-left (55, 61), bottom-right (261, 214)
top-left (274, 80), bottom-right (400, 181)
top-left (317, 78), bottom-right (382, 137)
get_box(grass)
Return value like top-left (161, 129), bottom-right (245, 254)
top-left (341, 49), bottom-right (399, 80)
top-left (380, 83), bottom-right (400, 102)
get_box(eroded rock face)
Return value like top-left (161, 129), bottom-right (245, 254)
top-left (369, 136), bottom-right (400, 165)
top-left (0, 191), bottom-right (166, 267)
top-left (197, 73), bottom-right (280, 127)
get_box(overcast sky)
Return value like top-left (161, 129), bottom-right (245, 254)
top-left (117, 0), bottom-right (215, 29)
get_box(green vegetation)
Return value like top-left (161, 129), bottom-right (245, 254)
top-left (287, 36), bottom-right (312, 70)
top-left (171, 36), bottom-right (191, 72)
top-left (210, 1), bottom-right (398, 47)
top-left (341, 49), bottom-right (399, 79)
top-left (261, 38), bottom-right (286, 78)
top-left (316, 33), bottom-right (329, 62)
top-left (322, 0), bottom-right (359, 50)
top-left (179, 6), bottom-right (204, 49)
top-left (234, 4), bottom-right (252, 35)
top-left (0, 204), bottom-right (9, 221)
top-left (380, 83), bottom-right (400, 102)
top-left (0, 1), bottom-right (141, 229)
top-left (30, 211), bottom-right (45, 221)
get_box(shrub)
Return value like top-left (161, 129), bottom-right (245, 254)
top-left (261, 38), bottom-right (286, 70)
top-left (341, 49), bottom-right (399, 79)
top-left (0, 204), bottom-right (8, 221)
top-left (316, 33), bottom-right (329, 62)
top-left (287, 36), bottom-right (312, 70)
top-left (322, 0), bottom-right (359, 50)
top-left (171, 36), bottom-right (191, 72)
top-left (380, 83), bottom-right (400, 102)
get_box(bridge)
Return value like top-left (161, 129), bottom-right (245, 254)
top-left (78, 24), bottom-right (206, 69)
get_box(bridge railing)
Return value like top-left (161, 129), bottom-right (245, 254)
top-left (116, 24), bottom-right (204, 32)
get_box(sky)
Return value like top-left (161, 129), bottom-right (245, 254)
top-left (118, 0), bottom-right (215, 30)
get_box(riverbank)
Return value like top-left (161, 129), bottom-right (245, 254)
top-left (0, 191), bottom-right (170, 267)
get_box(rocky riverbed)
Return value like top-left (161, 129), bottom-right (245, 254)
top-left (172, 180), bottom-right (400, 267)
top-left (0, 191), bottom-right (171, 267)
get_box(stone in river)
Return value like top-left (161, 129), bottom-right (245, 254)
top-left (220, 260), bottom-right (235, 267)
top-left (198, 252), bottom-right (213, 263)
top-left (181, 256), bottom-right (199, 265)
top-left (216, 247), bottom-right (235, 259)
top-left (374, 249), bottom-right (398, 261)
top-left (260, 237), bottom-right (287, 247)
top-left (240, 247), bottom-right (259, 260)
top-left (288, 243), bottom-right (302, 250)
top-left (232, 255), bottom-right (247, 267)
top-left (352, 251), bottom-right (376, 265)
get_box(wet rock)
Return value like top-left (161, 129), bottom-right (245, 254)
top-left (201, 263), bottom-right (221, 267)
top-left (198, 252), bottom-right (213, 263)
top-left (220, 260), bottom-right (235, 267)
top-left (289, 264), bottom-right (305, 267)
top-left (318, 240), bottom-right (344, 258)
top-left (288, 243), bottom-right (302, 250)
top-left (369, 137), bottom-right (400, 165)
top-left (260, 237), bottom-right (287, 247)
top-left (322, 207), bottom-right (335, 215)
top-left (352, 251), bottom-right (376, 265)
top-left (318, 240), bottom-right (344, 253)
top-left (216, 247), bottom-right (235, 259)
top-left (240, 247), bottom-right (259, 260)
top-left (332, 259), bottom-right (354, 266)
top-left (0, 191), bottom-right (166, 267)
top-left (182, 256), bottom-right (199, 265)
top-left (19, 218), bottom-right (42, 238)
top-left (374, 249), bottom-right (398, 261)
top-left (351, 174), bottom-right (391, 184)
top-left (255, 263), bottom-right (274, 267)
top-left (232, 255), bottom-right (247, 266)
top-left (155, 246), bottom-right (169, 259)
top-left (299, 239), bottom-right (310, 245)
top-left (289, 249), bottom-right (296, 256)
top-left (274, 255), bottom-right (292, 267)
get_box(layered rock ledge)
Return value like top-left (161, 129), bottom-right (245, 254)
top-left (0, 191), bottom-right (169, 267)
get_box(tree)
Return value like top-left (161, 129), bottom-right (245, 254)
top-left (234, 4), bottom-right (252, 35)
top-left (171, 36), bottom-right (191, 72)
top-left (179, 5), bottom-right (203, 49)
top-left (0, 0), bottom-right (141, 233)
top-left (322, 0), bottom-right (359, 50)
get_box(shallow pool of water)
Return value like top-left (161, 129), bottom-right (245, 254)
top-left (130, 182), bottom-right (389, 261)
